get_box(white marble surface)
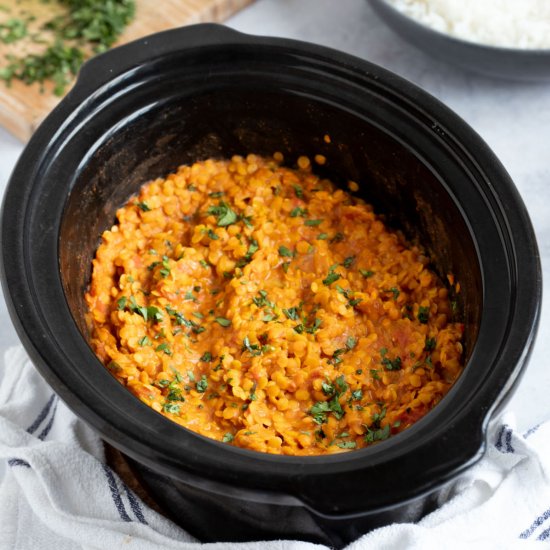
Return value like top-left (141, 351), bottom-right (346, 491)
top-left (0, 0), bottom-right (548, 432)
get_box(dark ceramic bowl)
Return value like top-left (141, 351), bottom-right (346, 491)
top-left (0, 24), bottom-right (541, 547)
top-left (370, 0), bottom-right (550, 81)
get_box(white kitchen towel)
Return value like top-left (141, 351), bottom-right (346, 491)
top-left (0, 345), bottom-right (549, 550)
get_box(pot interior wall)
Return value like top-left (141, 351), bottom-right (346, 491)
top-left (59, 88), bottom-right (481, 359)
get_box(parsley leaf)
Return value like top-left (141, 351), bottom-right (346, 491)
top-left (342, 256), bottom-right (355, 268)
top-left (290, 207), bottom-right (307, 217)
top-left (195, 375), bottom-right (208, 393)
top-left (382, 355), bottom-right (402, 371)
top-left (418, 306), bottom-right (430, 324)
top-left (278, 246), bottom-right (295, 258)
top-left (337, 441), bottom-right (357, 449)
top-left (359, 269), bottom-right (374, 278)
top-left (425, 337), bottom-right (436, 351)
top-left (206, 201), bottom-right (238, 227)
top-left (323, 265), bottom-right (341, 286)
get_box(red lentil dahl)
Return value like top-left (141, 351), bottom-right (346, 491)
top-left (85, 153), bottom-right (464, 455)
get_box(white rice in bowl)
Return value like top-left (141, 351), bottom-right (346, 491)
top-left (385, 0), bottom-right (550, 49)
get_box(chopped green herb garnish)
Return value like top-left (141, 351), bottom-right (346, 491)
top-left (322, 380), bottom-right (335, 395)
top-left (252, 290), bottom-right (273, 309)
top-left (317, 233), bottom-right (328, 240)
top-left (323, 265), bottom-right (341, 286)
top-left (222, 433), bottom-right (234, 443)
top-left (155, 342), bottom-right (172, 355)
top-left (370, 369), bottom-right (380, 380)
top-left (335, 375), bottom-right (348, 394)
top-left (163, 403), bottom-right (180, 414)
top-left (364, 424), bottom-right (390, 443)
top-left (215, 317), bottom-right (231, 327)
top-left (117, 296), bottom-right (127, 310)
top-left (382, 355), bottom-right (402, 371)
top-left (359, 269), bottom-right (374, 278)
top-left (246, 239), bottom-right (259, 257)
top-left (195, 375), bottom-right (208, 393)
top-left (135, 201), bottom-right (151, 212)
top-left (330, 232), bottom-right (345, 243)
top-left (282, 262), bottom-right (291, 273)
top-left (200, 351), bottom-right (213, 362)
top-left (199, 259), bottom-right (209, 268)
top-left (342, 256), bottom-right (355, 268)
top-left (126, 297), bottom-right (163, 323)
top-left (346, 336), bottom-right (357, 350)
top-left (138, 335), bottom-right (151, 347)
top-left (0, 18), bottom-right (28, 44)
top-left (418, 306), bottom-right (430, 324)
top-left (206, 201), bottom-right (238, 227)
top-left (337, 441), bottom-right (357, 449)
top-left (159, 255), bottom-right (171, 278)
top-left (304, 219), bottom-right (323, 226)
top-left (283, 307), bottom-right (300, 321)
top-left (206, 228), bottom-right (219, 240)
top-left (306, 317), bottom-right (322, 333)
top-left (290, 207), bottom-right (307, 217)
top-left (363, 407), bottom-right (391, 443)
top-left (309, 374), bottom-right (349, 424)
top-left (242, 335), bottom-right (265, 357)
top-left (208, 191), bottom-right (224, 198)
top-left (293, 184), bottom-right (303, 198)
top-left (236, 239), bottom-right (259, 268)
top-left (425, 337), bottom-right (436, 352)
top-left (278, 245), bottom-right (295, 258)
top-left (249, 382), bottom-right (258, 401)
top-left (384, 287), bottom-right (400, 301)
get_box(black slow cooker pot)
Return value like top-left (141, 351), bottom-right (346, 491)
top-left (0, 24), bottom-right (541, 547)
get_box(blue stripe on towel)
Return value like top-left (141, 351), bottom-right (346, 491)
top-left (524, 424), bottom-right (541, 439)
top-left (519, 506), bottom-right (550, 538)
top-left (7, 458), bottom-right (31, 468)
top-left (505, 428), bottom-right (514, 453)
top-left (102, 464), bottom-right (132, 522)
top-left (37, 398), bottom-right (58, 441)
top-left (26, 393), bottom-right (56, 434)
top-left (538, 527), bottom-right (550, 541)
top-left (123, 483), bottom-right (148, 524)
top-left (495, 424), bottom-right (514, 453)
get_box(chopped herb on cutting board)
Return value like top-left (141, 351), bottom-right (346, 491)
top-left (0, 0), bottom-right (135, 95)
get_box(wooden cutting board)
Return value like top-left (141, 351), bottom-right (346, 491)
top-left (0, 0), bottom-right (254, 142)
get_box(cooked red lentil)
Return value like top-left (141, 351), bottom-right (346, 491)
top-left (85, 154), bottom-right (464, 455)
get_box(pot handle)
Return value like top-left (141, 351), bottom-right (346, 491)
top-left (69, 24), bottom-right (252, 100)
